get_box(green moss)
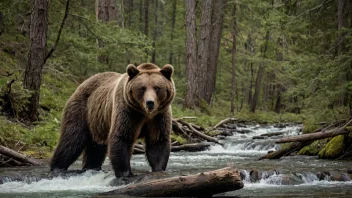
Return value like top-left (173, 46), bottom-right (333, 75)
top-left (170, 133), bottom-right (188, 144)
top-left (298, 139), bottom-right (328, 156)
top-left (318, 135), bottom-right (344, 159)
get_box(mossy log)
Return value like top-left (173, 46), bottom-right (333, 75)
top-left (98, 167), bottom-right (243, 197)
top-left (258, 142), bottom-right (309, 160)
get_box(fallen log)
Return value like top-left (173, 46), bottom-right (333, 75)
top-left (276, 120), bottom-right (352, 144)
top-left (0, 145), bottom-right (43, 166)
top-left (98, 166), bottom-right (243, 197)
top-left (258, 142), bottom-right (309, 160)
top-left (171, 142), bottom-right (212, 152)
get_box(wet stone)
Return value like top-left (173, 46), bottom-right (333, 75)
top-left (239, 170), bottom-right (247, 181)
top-left (329, 170), bottom-right (351, 182)
top-left (236, 129), bottom-right (252, 134)
top-left (281, 173), bottom-right (304, 185)
top-left (249, 170), bottom-right (260, 182)
top-left (316, 172), bottom-right (328, 181)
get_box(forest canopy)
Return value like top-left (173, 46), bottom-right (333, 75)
top-left (0, 0), bottom-right (351, 151)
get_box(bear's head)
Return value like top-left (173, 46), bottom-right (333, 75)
top-left (124, 63), bottom-right (175, 116)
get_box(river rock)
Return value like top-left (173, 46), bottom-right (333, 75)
top-left (316, 172), bottom-right (329, 180)
top-left (329, 170), bottom-right (351, 182)
top-left (236, 129), bottom-right (252, 134)
top-left (223, 124), bottom-right (237, 129)
top-left (348, 169), bottom-right (352, 174)
top-left (249, 170), bottom-right (260, 182)
top-left (281, 173), bottom-right (304, 185)
top-left (239, 170), bottom-right (247, 181)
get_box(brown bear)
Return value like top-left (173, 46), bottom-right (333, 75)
top-left (50, 63), bottom-right (175, 177)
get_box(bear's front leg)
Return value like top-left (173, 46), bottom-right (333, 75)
top-left (109, 135), bottom-right (135, 177)
top-left (108, 111), bottom-right (144, 178)
top-left (145, 112), bottom-right (171, 172)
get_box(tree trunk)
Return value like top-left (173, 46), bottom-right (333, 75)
top-left (275, 86), bottom-right (282, 113)
top-left (151, 0), bottom-right (158, 64)
top-left (204, 0), bottom-right (225, 104)
top-left (96, 0), bottom-right (117, 65)
top-left (197, 0), bottom-right (212, 102)
top-left (168, 0), bottom-right (177, 64)
top-left (230, 4), bottom-right (237, 114)
top-left (337, 0), bottom-right (346, 56)
top-left (23, 0), bottom-right (49, 122)
top-left (99, 167), bottom-right (244, 197)
top-left (125, 0), bottom-right (134, 28)
top-left (184, 0), bottom-right (198, 108)
top-left (250, 31), bottom-right (269, 113)
top-left (139, 0), bottom-right (143, 31)
top-left (144, 0), bottom-right (149, 36)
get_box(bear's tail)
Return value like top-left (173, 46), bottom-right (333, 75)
top-left (50, 98), bottom-right (89, 171)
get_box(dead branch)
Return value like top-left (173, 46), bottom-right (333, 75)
top-left (177, 119), bottom-right (222, 145)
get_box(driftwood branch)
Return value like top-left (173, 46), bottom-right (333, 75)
top-left (276, 119), bottom-right (352, 144)
top-left (99, 167), bottom-right (243, 197)
top-left (44, 0), bottom-right (70, 64)
top-left (0, 145), bottom-right (43, 166)
top-left (177, 119), bottom-right (222, 145)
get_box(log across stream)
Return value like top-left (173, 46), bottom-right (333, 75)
top-left (1, 123), bottom-right (352, 197)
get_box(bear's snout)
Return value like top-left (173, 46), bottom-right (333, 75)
top-left (146, 100), bottom-right (155, 110)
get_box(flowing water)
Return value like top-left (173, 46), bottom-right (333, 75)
top-left (1, 124), bottom-right (352, 197)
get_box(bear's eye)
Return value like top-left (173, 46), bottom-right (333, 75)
top-left (140, 87), bottom-right (146, 92)
top-left (154, 86), bottom-right (160, 92)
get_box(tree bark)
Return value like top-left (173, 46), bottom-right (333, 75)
top-left (197, 0), bottom-right (212, 102)
top-left (0, 146), bottom-right (43, 166)
top-left (204, 0), bottom-right (224, 104)
top-left (230, 4), bottom-right (237, 114)
top-left (168, 0), bottom-right (177, 64)
top-left (23, 0), bottom-right (49, 122)
top-left (250, 31), bottom-right (269, 113)
top-left (151, 0), bottom-right (158, 63)
top-left (99, 167), bottom-right (244, 197)
top-left (96, 0), bottom-right (117, 64)
top-left (144, 0), bottom-right (149, 36)
top-left (184, 0), bottom-right (198, 108)
top-left (337, 0), bottom-right (347, 56)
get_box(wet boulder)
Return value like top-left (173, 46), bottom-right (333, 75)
top-left (328, 170), bottom-right (351, 182)
top-left (281, 173), bottom-right (304, 185)
top-left (318, 135), bottom-right (344, 159)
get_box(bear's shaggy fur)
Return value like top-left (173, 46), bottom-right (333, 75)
top-left (50, 63), bottom-right (175, 177)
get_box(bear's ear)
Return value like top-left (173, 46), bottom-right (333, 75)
top-left (127, 64), bottom-right (140, 79)
top-left (160, 64), bottom-right (174, 80)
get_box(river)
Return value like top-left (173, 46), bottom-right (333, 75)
top-left (1, 124), bottom-right (352, 197)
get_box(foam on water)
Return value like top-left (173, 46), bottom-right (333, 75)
top-left (0, 170), bottom-right (118, 193)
